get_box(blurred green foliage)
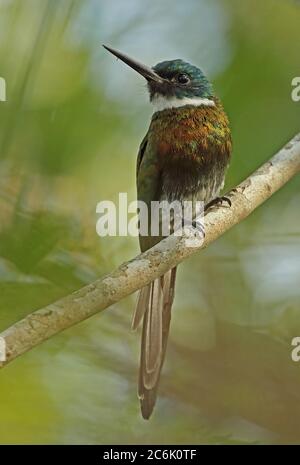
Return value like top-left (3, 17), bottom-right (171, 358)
top-left (0, 0), bottom-right (299, 445)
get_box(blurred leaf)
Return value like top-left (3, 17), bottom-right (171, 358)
top-left (0, 210), bottom-right (70, 272)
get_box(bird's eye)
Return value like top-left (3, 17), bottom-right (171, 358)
top-left (177, 73), bottom-right (190, 85)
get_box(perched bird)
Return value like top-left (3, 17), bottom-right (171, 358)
top-left (103, 45), bottom-right (232, 419)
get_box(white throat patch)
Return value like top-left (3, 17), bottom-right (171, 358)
top-left (152, 95), bottom-right (215, 113)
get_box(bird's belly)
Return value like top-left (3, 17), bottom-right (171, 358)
top-left (161, 163), bottom-right (226, 204)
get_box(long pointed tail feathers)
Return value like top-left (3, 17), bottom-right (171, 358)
top-left (131, 267), bottom-right (177, 419)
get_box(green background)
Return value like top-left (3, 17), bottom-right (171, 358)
top-left (0, 0), bottom-right (299, 444)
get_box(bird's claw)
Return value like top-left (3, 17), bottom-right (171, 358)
top-left (204, 196), bottom-right (232, 211)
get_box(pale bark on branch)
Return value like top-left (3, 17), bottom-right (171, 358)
top-left (1, 133), bottom-right (300, 368)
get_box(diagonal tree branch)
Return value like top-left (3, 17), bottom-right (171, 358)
top-left (1, 133), bottom-right (300, 369)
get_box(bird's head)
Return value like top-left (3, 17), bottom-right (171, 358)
top-left (150, 59), bottom-right (213, 100)
top-left (103, 45), bottom-right (215, 111)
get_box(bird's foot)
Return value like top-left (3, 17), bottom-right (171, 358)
top-left (204, 196), bottom-right (232, 212)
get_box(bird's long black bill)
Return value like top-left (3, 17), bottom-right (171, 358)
top-left (103, 45), bottom-right (163, 83)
